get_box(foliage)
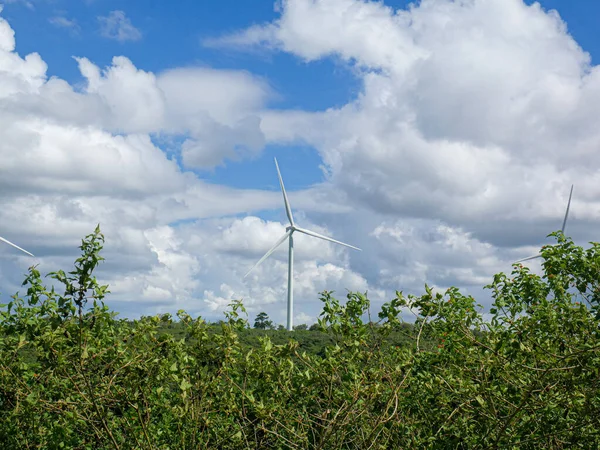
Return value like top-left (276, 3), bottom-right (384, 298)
top-left (253, 312), bottom-right (274, 330)
top-left (1, 228), bottom-right (600, 448)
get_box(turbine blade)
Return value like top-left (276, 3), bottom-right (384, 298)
top-left (274, 158), bottom-right (294, 226)
top-left (0, 236), bottom-right (34, 257)
top-left (561, 184), bottom-right (574, 233)
top-left (244, 230), bottom-right (291, 278)
top-left (515, 253), bottom-right (541, 263)
top-left (294, 226), bottom-right (361, 251)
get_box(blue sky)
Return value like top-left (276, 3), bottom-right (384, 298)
top-left (4, 0), bottom-right (363, 191)
top-left (6, 0), bottom-right (364, 107)
top-left (5, 1), bottom-right (599, 85)
top-left (3, 0), bottom-right (598, 191)
top-left (1, 0), bottom-right (600, 324)
top-left (3, 0), bottom-right (598, 186)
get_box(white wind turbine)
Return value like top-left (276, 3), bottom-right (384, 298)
top-left (516, 184), bottom-right (573, 263)
top-left (0, 229), bottom-right (34, 257)
top-left (244, 158), bottom-right (361, 331)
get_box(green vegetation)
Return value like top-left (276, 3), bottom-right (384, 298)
top-left (150, 316), bottom-right (413, 359)
top-left (1, 227), bottom-right (600, 448)
top-left (253, 312), bottom-right (275, 330)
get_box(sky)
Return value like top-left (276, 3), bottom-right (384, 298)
top-left (0, 0), bottom-right (599, 326)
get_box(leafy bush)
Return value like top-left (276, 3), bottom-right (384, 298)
top-left (1, 228), bottom-right (599, 448)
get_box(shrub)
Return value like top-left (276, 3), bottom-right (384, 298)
top-left (1, 228), bottom-right (599, 448)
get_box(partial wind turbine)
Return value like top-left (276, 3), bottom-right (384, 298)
top-left (244, 158), bottom-right (361, 331)
top-left (0, 232), bottom-right (34, 257)
top-left (516, 184), bottom-right (573, 263)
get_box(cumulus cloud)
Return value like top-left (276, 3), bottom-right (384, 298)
top-left (69, 58), bottom-right (270, 167)
top-left (0, 7), bottom-right (374, 323)
top-left (213, 216), bottom-right (343, 262)
top-left (0, 10), bottom-right (273, 318)
top-left (4, 1), bottom-right (600, 323)
top-left (0, 52), bottom-right (270, 168)
top-left (108, 226), bottom-right (201, 307)
top-left (188, 216), bottom-right (372, 322)
top-left (200, 0), bottom-right (600, 310)
top-left (371, 219), bottom-right (505, 289)
top-left (212, 0), bottom-right (600, 245)
top-left (98, 10), bottom-right (142, 42)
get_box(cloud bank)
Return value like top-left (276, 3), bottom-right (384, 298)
top-left (2, 1), bottom-right (600, 324)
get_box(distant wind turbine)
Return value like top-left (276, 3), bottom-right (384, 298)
top-left (244, 158), bottom-right (361, 331)
top-left (516, 184), bottom-right (573, 263)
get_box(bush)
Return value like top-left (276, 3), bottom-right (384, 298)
top-left (1, 228), bottom-right (599, 448)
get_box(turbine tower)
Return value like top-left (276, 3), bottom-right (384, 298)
top-left (245, 158), bottom-right (361, 331)
top-left (516, 184), bottom-right (573, 263)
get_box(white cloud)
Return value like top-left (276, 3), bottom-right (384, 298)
top-left (204, 0), bottom-right (425, 72)
top-left (68, 57), bottom-right (270, 167)
top-left (4, 1), bottom-right (600, 323)
top-left (203, 284), bottom-right (239, 313)
top-left (201, 0), bottom-right (600, 312)
top-left (294, 312), bottom-right (313, 325)
top-left (180, 115), bottom-right (265, 169)
top-left (98, 10), bottom-right (142, 42)
top-left (189, 215), bottom-right (372, 322)
top-left (76, 56), bottom-right (166, 132)
top-left (236, 0), bottom-right (600, 246)
top-left (157, 67), bottom-right (271, 126)
top-left (0, 52), bottom-right (270, 169)
top-left (0, 4), bottom-right (372, 323)
top-left (213, 216), bottom-right (343, 263)
top-left (49, 16), bottom-right (80, 35)
top-left (371, 220), bottom-right (504, 288)
top-left (0, 10), bottom-right (281, 320)
top-left (107, 226), bottom-right (201, 308)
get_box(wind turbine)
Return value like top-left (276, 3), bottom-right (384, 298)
top-left (244, 158), bottom-right (361, 331)
top-left (0, 231), bottom-right (34, 257)
top-left (516, 184), bottom-right (573, 263)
